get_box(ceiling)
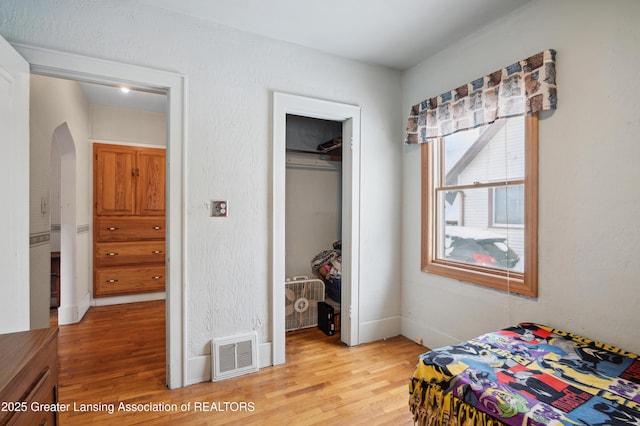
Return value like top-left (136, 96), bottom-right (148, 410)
top-left (78, 82), bottom-right (166, 113)
top-left (79, 0), bottom-right (531, 112)
top-left (136, 0), bottom-right (531, 70)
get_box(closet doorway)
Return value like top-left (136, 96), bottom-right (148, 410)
top-left (272, 92), bottom-right (361, 365)
top-left (285, 115), bottom-right (342, 338)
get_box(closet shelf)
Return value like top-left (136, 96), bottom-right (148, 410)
top-left (286, 142), bottom-right (342, 161)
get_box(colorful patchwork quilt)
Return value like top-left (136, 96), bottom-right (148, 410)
top-left (409, 323), bottom-right (640, 425)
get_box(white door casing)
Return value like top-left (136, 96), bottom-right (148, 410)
top-left (0, 36), bottom-right (30, 334)
top-left (9, 40), bottom-right (186, 389)
top-left (272, 92), bottom-right (361, 365)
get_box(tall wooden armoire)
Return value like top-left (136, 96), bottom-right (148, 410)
top-left (93, 143), bottom-right (166, 297)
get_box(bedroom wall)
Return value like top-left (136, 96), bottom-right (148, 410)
top-left (401, 0), bottom-right (640, 354)
top-left (0, 0), bottom-right (403, 383)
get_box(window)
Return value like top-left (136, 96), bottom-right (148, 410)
top-left (492, 185), bottom-right (524, 227)
top-left (422, 114), bottom-right (538, 297)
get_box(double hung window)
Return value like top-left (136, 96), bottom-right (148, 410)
top-left (421, 114), bottom-right (538, 296)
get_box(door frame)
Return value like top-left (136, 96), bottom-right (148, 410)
top-left (13, 42), bottom-right (186, 389)
top-left (272, 92), bottom-right (361, 365)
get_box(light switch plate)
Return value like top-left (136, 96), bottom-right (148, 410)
top-left (211, 200), bottom-right (228, 217)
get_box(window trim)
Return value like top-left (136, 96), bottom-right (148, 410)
top-left (421, 114), bottom-right (538, 297)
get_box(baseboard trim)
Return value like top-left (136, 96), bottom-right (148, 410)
top-left (400, 316), bottom-right (459, 350)
top-left (359, 316), bottom-right (401, 344)
top-left (92, 292), bottom-right (166, 307)
top-left (57, 291), bottom-right (91, 325)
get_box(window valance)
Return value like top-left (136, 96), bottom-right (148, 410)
top-left (405, 49), bottom-right (556, 144)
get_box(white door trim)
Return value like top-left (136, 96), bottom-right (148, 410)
top-left (13, 43), bottom-right (187, 389)
top-left (272, 92), bottom-right (361, 365)
top-left (0, 36), bottom-right (30, 333)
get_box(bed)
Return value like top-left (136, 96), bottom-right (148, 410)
top-left (409, 323), bottom-right (640, 425)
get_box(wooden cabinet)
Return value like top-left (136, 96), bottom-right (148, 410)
top-left (94, 144), bottom-right (165, 216)
top-left (135, 149), bottom-right (166, 216)
top-left (0, 328), bottom-right (59, 426)
top-left (93, 143), bottom-right (166, 298)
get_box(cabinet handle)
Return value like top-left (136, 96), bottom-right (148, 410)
top-left (152, 250), bottom-right (162, 254)
top-left (25, 367), bottom-right (50, 407)
top-left (107, 227), bottom-right (119, 231)
top-left (152, 275), bottom-right (162, 280)
top-left (152, 226), bottom-right (162, 230)
top-left (106, 279), bottom-right (119, 283)
top-left (106, 252), bottom-right (118, 256)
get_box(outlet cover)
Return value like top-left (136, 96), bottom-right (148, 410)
top-left (211, 200), bottom-right (228, 217)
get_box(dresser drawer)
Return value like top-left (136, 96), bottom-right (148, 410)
top-left (95, 241), bottom-right (165, 267)
top-left (0, 329), bottom-right (58, 426)
top-left (95, 265), bottom-right (165, 297)
top-left (95, 216), bottom-right (165, 242)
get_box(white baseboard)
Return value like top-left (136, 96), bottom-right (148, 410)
top-left (358, 316), bottom-right (401, 344)
top-left (78, 291), bottom-right (90, 321)
top-left (400, 316), bottom-right (459, 350)
top-left (92, 292), bottom-right (166, 307)
top-left (57, 291), bottom-right (91, 325)
top-left (186, 355), bottom-right (210, 386)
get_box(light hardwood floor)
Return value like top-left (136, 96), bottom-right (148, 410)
top-left (53, 301), bottom-right (425, 425)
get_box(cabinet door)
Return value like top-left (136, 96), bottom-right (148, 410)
top-left (94, 144), bottom-right (136, 215)
top-left (136, 148), bottom-right (166, 215)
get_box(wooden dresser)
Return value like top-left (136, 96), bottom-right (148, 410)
top-left (93, 143), bottom-right (166, 297)
top-left (0, 328), bottom-right (59, 426)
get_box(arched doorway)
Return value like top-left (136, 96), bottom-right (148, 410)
top-left (51, 122), bottom-right (81, 325)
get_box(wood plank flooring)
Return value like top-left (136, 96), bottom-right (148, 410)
top-left (54, 301), bottom-right (426, 425)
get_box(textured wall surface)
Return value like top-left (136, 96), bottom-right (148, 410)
top-left (402, 0), bottom-right (640, 354)
top-left (0, 0), bottom-right (403, 375)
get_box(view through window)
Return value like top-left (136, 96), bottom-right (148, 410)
top-left (422, 114), bottom-right (538, 297)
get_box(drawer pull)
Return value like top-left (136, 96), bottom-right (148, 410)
top-left (152, 250), bottom-right (162, 254)
top-left (152, 226), bottom-right (162, 230)
top-left (152, 275), bottom-right (163, 280)
top-left (107, 227), bottom-right (119, 231)
top-left (25, 367), bottom-right (50, 406)
top-left (106, 252), bottom-right (119, 256)
top-left (106, 279), bottom-right (119, 283)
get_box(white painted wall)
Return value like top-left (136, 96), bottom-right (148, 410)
top-left (402, 0), bottom-right (640, 354)
top-left (285, 159), bottom-right (341, 279)
top-left (29, 74), bottom-right (91, 328)
top-left (0, 0), bottom-right (403, 383)
top-left (90, 104), bottom-right (166, 145)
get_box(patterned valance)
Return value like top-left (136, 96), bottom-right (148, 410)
top-left (405, 49), bottom-right (556, 144)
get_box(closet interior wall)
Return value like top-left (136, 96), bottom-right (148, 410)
top-left (284, 114), bottom-right (342, 283)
